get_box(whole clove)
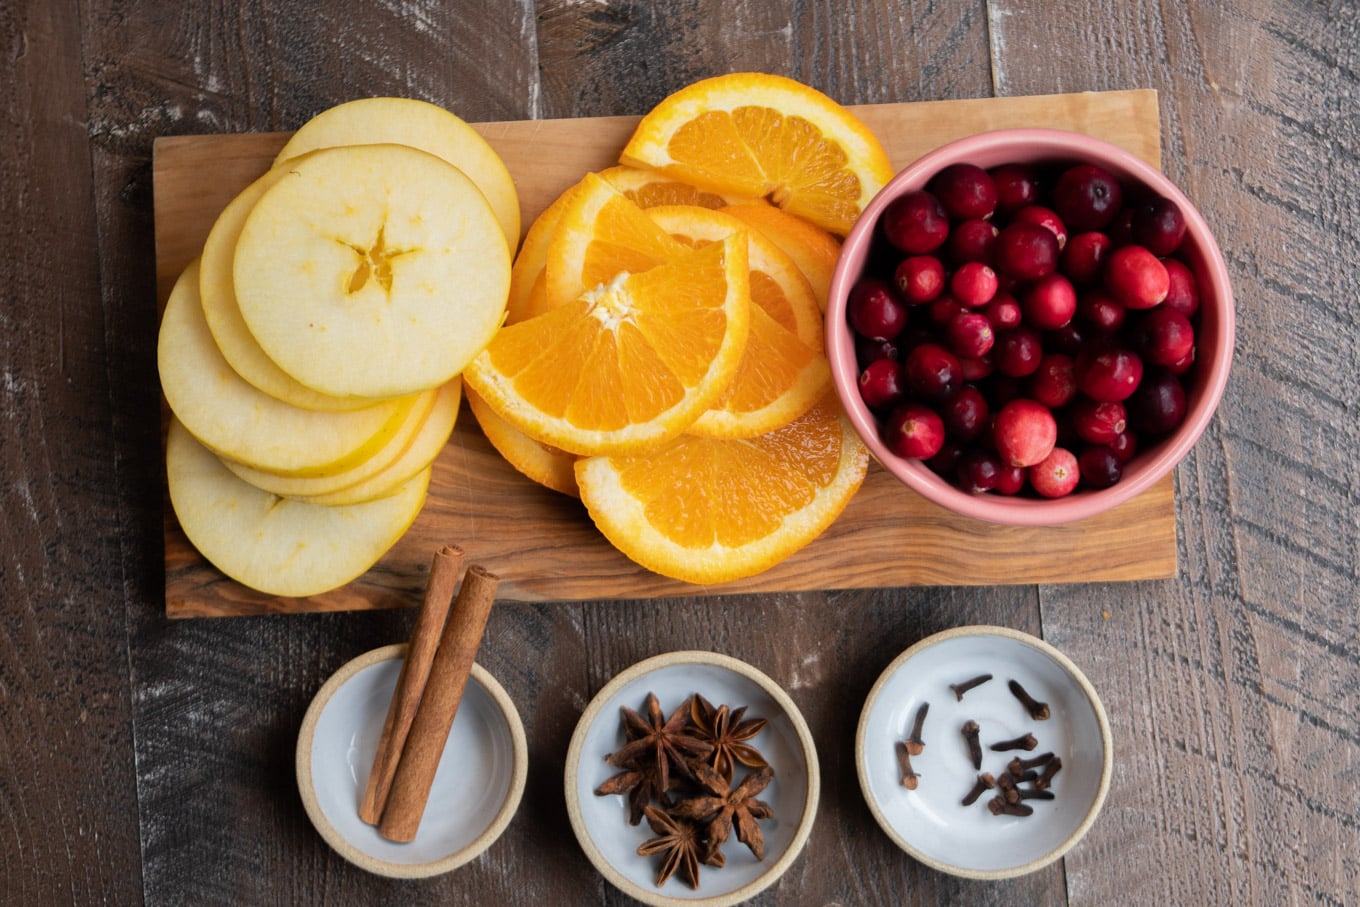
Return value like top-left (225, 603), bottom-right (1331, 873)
top-left (1007, 680), bottom-right (1050, 720)
top-left (1008, 769), bottom-right (1039, 783)
top-left (895, 741), bottom-right (920, 790)
top-left (988, 796), bottom-right (1033, 817)
top-left (1015, 787), bottom-right (1055, 802)
top-left (1008, 753), bottom-right (1055, 776)
top-left (1034, 756), bottom-right (1063, 790)
top-left (989, 733), bottom-right (1038, 752)
top-left (961, 720), bottom-right (982, 769)
top-left (950, 673), bottom-right (993, 701)
top-left (961, 773), bottom-right (995, 806)
top-left (906, 702), bottom-right (929, 755)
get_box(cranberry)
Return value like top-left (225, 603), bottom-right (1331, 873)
top-left (1130, 307), bottom-right (1195, 367)
top-left (894, 255), bottom-right (947, 304)
top-left (1107, 207), bottom-right (1136, 247)
top-left (1070, 398), bottom-right (1127, 445)
top-left (848, 278), bottom-right (907, 340)
top-left (993, 463), bottom-right (1027, 495)
top-left (986, 373), bottom-right (1023, 407)
top-left (1028, 353), bottom-right (1077, 408)
top-left (1021, 273), bottom-right (1078, 330)
top-left (994, 222), bottom-right (1060, 281)
top-left (1131, 196), bottom-right (1188, 255)
top-left (884, 403), bottom-right (946, 459)
top-left (928, 295), bottom-right (966, 326)
top-left (989, 163), bottom-right (1040, 214)
top-left (957, 448), bottom-right (1004, 493)
top-left (927, 440), bottom-right (966, 477)
top-left (942, 385), bottom-right (990, 441)
top-left (1061, 231), bottom-right (1112, 286)
top-left (1076, 288), bottom-right (1126, 335)
top-left (1108, 430), bottom-right (1138, 463)
top-left (902, 343), bottom-right (962, 402)
top-left (1127, 370), bottom-right (1187, 434)
top-left (947, 219), bottom-right (999, 265)
top-left (1044, 323), bottom-right (1086, 357)
top-left (881, 190), bottom-right (950, 254)
top-left (856, 335), bottom-right (900, 366)
top-left (982, 292), bottom-right (1023, 331)
top-left (1078, 445), bottom-right (1123, 489)
top-left (1161, 258), bottom-right (1201, 317)
top-left (1030, 446), bottom-right (1080, 498)
top-left (928, 163), bottom-right (998, 221)
top-left (994, 327), bottom-right (1044, 377)
top-left (1105, 245), bottom-right (1170, 309)
top-left (1013, 205), bottom-right (1068, 249)
top-left (950, 262), bottom-right (999, 307)
top-left (858, 359), bottom-right (907, 410)
top-left (946, 311), bottom-right (996, 359)
top-left (1052, 163), bottom-right (1123, 230)
top-left (1076, 346), bottom-right (1143, 402)
top-left (993, 398), bottom-right (1058, 467)
top-left (1167, 347), bottom-right (1197, 376)
top-left (958, 354), bottom-right (994, 382)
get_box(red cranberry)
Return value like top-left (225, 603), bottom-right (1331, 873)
top-left (1070, 398), bottom-right (1127, 445)
top-left (943, 386), bottom-right (990, 442)
top-left (1061, 231), bottom-right (1112, 286)
top-left (1076, 288), bottom-right (1126, 335)
top-left (881, 190), bottom-right (950, 254)
top-left (989, 163), bottom-right (1040, 214)
top-left (1030, 446), bottom-right (1080, 498)
top-left (928, 295), bottom-right (966, 326)
top-left (848, 278), bottom-right (907, 340)
top-left (1021, 273), bottom-right (1078, 330)
top-left (1131, 196), bottom-right (1188, 255)
top-left (946, 311), bottom-right (996, 359)
top-left (902, 343), bottom-right (962, 402)
top-left (1052, 163), bottom-right (1123, 230)
top-left (1107, 207), bottom-right (1136, 247)
top-left (858, 359), bottom-right (907, 410)
top-left (894, 255), bottom-right (947, 304)
top-left (1078, 445), bottom-right (1123, 489)
top-left (993, 398), bottom-right (1058, 468)
top-left (1161, 258), bottom-right (1201, 317)
top-left (884, 403), bottom-right (946, 459)
top-left (856, 335), bottom-right (900, 366)
top-left (1076, 346), bottom-right (1143, 402)
top-left (928, 163), bottom-right (998, 221)
top-left (1028, 353), bottom-right (1077, 408)
top-left (957, 447), bottom-right (1004, 493)
top-left (1127, 370), bottom-right (1188, 434)
top-left (982, 292), bottom-right (1022, 331)
top-left (994, 222), bottom-right (1060, 281)
top-left (994, 327), bottom-right (1043, 377)
top-left (950, 262), bottom-right (999, 307)
top-left (993, 463), bottom-right (1027, 495)
top-left (1044, 322), bottom-right (1087, 357)
top-left (1166, 347), bottom-right (1197, 376)
top-left (927, 440), bottom-right (965, 477)
top-left (1012, 205), bottom-right (1068, 249)
top-left (947, 219), bottom-right (999, 265)
top-left (1105, 245), bottom-right (1170, 309)
top-left (1109, 430), bottom-right (1138, 463)
top-left (959, 354), bottom-right (994, 382)
top-left (1130, 307), bottom-right (1195, 367)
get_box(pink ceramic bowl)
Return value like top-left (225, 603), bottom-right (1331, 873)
top-left (826, 128), bottom-right (1234, 526)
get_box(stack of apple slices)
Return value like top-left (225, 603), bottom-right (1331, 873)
top-left (160, 99), bottom-right (517, 598)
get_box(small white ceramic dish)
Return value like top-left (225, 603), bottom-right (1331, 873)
top-left (856, 626), bottom-right (1112, 879)
top-left (565, 651), bottom-right (819, 907)
top-left (296, 643), bottom-right (527, 878)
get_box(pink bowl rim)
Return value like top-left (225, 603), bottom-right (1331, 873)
top-left (826, 128), bottom-right (1235, 526)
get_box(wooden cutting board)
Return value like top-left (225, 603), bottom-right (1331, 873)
top-left (154, 88), bottom-right (1175, 618)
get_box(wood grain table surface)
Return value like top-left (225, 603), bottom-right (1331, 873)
top-left (3, 1), bottom-right (1356, 904)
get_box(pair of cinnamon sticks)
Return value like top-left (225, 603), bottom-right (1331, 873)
top-left (359, 545), bottom-right (499, 842)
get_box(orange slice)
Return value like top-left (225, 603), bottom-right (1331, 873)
top-left (464, 234), bottom-right (751, 456)
top-left (597, 165), bottom-right (767, 210)
top-left (620, 72), bottom-right (895, 236)
top-left (574, 393), bottom-right (869, 584)
top-left (505, 188), bottom-right (571, 325)
top-left (645, 205), bottom-right (830, 438)
top-left (722, 203), bottom-right (842, 312)
top-left (466, 385), bottom-right (579, 497)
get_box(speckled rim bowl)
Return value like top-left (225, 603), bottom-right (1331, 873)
top-left (856, 626), bottom-right (1112, 878)
top-left (826, 128), bottom-right (1235, 525)
top-left (565, 651), bottom-right (819, 907)
top-left (296, 644), bottom-right (527, 878)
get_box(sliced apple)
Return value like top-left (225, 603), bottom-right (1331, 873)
top-left (159, 259), bottom-right (420, 477)
top-left (234, 144), bottom-right (512, 399)
top-left (199, 156), bottom-right (373, 412)
top-left (165, 417), bottom-right (429, 597)
top-left (274, 96), bottom-right (521, 250)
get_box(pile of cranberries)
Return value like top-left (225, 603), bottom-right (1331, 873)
top-left (848, 159), bottom-right (1201, 498)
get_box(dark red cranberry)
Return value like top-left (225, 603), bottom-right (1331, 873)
top-left (928, 163), bottom-right (998, 221)
top-left (881, 190), bottom-right (950, 254)
top-left (982, 292), bottom-right (1022, 331)
top-left (957, 447), bottom-right (1004, 493)
top-left (1070, 398), bottom-right (1127, 445)
top-left (848, 278), bottom-right (907, 340)
top-left (1127, 370), bottom-right (1188, 434)
top-left (927, 440), bottom-right (965, 477)
top-left (993, 463), bottom-right (1027, 495)
top-left (1030, 446), bottom-right (1080, 498)
top-left (928, 295), bottom-right (966, 326)
top-left (994, 327), bottom-right (1044, 377)
top-left (1012, 205), bottom-right (1068, 249)
top-left (1105, 245), bottom-right (1170, 309)
top-left (1131, 196), bottom-right (1188, 255)
top-left (1044, 323), bottom-right (1087, 357)
top-left (958, 354), bottom-right (994, 382)
top-left (947, 219), bottom-right (999, 265)
top-left (883, 403), bottom-right (946, 459)
top-left (1076, 346), bottom-right (1144, 402)
top-left (986, 373), bottom-right (1023, 407)
top-left (942, 386), bottom-right (990, 442)
top-left (902, 343), bottom-right (962, 402)
top-left (1028, 353), bottom-right (1077, 408)
top-left (1052, 163), bottom-right (1124, 230)
top-left (1161, 258), bottom-right (1201, 317)
top-left (856, 335), bottom-right (900, 366)
top-left (945, 311), bottom-right (996, 359)
top-left (1130, 307), bottom-right (1195, 367)
top-left (1078, 445), bottom-right (1123, 489)
top-left (1076, 288), bottom-right (1126, 335)
top-left (894, 255), bottom-right (947, 304)
top-left (994, 222), bottom-right (1061, 281)
top-left (1109, 430), bottom-right (1138, 463)
top-left (1107, 207), bottom-right (1136, 247)
top-left (950, 262), bottom-right (999, 307)
top-left (1061, 231), bottom-right (1112, 286)
top-left (1021, 273), bottom-right (1078, 330)
top-left (989, 163), bottom-right (1040, 214)
top-left (858, 359), bottom-right (907, 410)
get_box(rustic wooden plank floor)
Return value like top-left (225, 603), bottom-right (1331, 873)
top-left (2, 1), bottom-right (1357, 904)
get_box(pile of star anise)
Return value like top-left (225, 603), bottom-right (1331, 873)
top-left (594, 691), bottom-right (775, 889)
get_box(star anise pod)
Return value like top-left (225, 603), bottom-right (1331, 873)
top-left (606, 692), bottom-right (713, 796)
top-left (670, 762), bottom-right (775, 861)
top-left (688, 693), bottom-right (769, 781)
top-left (593, 764), bottom-right (662, 826)
top-left (636, 805), bottom-right (703, 889)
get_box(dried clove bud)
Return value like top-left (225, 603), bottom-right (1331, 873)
top-left (1007, 680), bottom-right (1050, 720)
top-left (989, 733), bottom-right (1038, 752)
top-left (950, 673), bottom-right (993, 701)
top-left (906, 702), bottom-right (929, 755)
top-left (1008, 768), bottom-right (1039, 783)
top-left (1034, 756), bottom-right (1063, 790)
top-left (961, 720), bottom-right (982, 770)
top-left (895, 741), bottom-right (920, 790)
top-left (962, 772), bottom-right (996, 806)
top-left (1016, 787), bottom-right (1055, 802)
top-left (988, 796), bottom-right (1033, 817)
top-left (1008, 753), bottom-right (1055, 776)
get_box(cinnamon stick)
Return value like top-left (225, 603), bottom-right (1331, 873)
top-left (358, 545), bottom-right (465, 825)
top-left (379, 564), bottom-right (500, 843)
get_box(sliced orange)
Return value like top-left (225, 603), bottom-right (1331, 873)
top-left (645, 205), bottom-right (829, 438)
top-left (505, 187), bottom-right (571, 325)
top-left (466, 385), bottom-right (579, 498)
top-left (464, 234), bottom-right (751, 456)
top-left (598, 165), bottom-right (767, 210)
top-left (574, 392), bottom-right (869, 585)
top-left (620, 72), bottom-right (894, 236)
top-left (722, 203), bottom-right (842, 312)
